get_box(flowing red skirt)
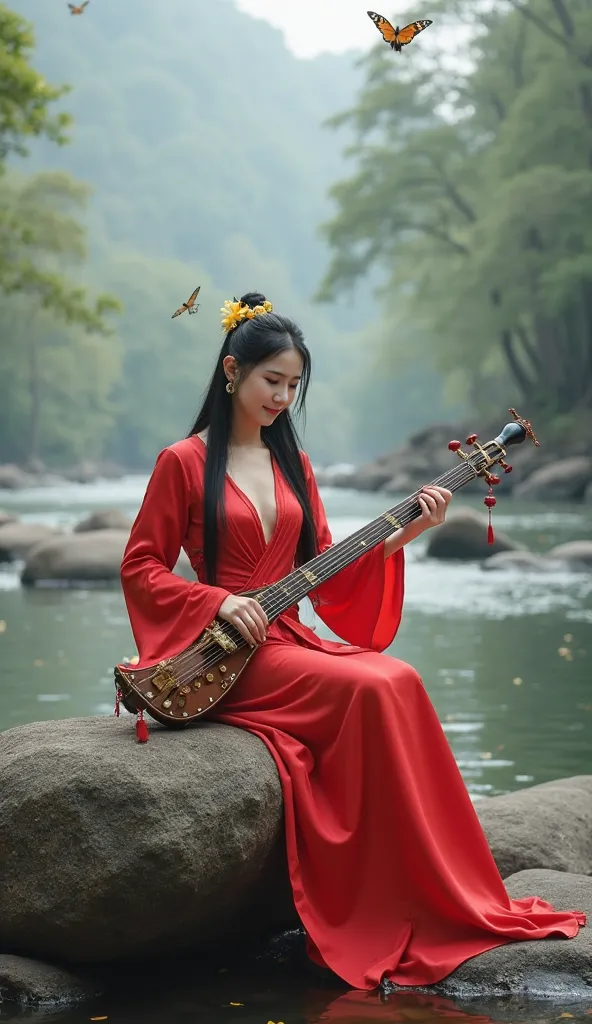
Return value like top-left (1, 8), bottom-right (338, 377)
top-left (211, 616), bottom-right (586, 990)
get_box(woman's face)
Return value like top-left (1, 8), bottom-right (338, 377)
top-left (230, 347), bottom-right (304, 427)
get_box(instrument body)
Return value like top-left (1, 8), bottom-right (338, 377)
top-left (115, 411), bottom-right (539, 727)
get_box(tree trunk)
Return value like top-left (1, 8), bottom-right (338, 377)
top-left (500, 328), bottom-right (535, 400)
top-left (27, 335), bottom-right (41, 464)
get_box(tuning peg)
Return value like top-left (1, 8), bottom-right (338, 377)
top-left (448, 439), bottom-right (462, 451)
top-left (466, 433), bottom-right (478, 445)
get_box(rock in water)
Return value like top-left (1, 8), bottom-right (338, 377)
top-left (426, 508), bottom-right (521, 560)
top-left (0, 954), bottom-right (101, 1008)
top-left (0, 717), bottom-right (296, 963)
top-left (73, 510), bottom-right (133, 532)
top-left (431, 870), bottom-right (592, 999)
top-left (475, 776), bottom-right (592, 878)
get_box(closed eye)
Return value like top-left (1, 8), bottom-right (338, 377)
top-left (266, 378), bottom-right (299, 390)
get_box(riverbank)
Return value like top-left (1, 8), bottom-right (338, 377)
top-left (314, 419), bottom-right (592, 503)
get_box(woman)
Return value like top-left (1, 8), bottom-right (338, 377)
top-left (120, 292), bottom-right (585, 991)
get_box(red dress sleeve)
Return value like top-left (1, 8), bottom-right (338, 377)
top-left (119, 446), bottom-right (231, 668)
top-left (301, 452), bottom-right (405, 652)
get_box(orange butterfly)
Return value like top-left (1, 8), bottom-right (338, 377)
top-left (68, 1), bottom-right (89, 13)
top-left (171, 285), bottom-right (201, 318)
top-left (367, 11), bottom-right (433, 52)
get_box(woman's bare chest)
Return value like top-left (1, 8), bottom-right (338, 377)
top-left (226, 449), bottom-right (277, 544)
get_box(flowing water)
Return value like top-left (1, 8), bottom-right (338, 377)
top-left (0, 478), bottom-right (591, 1023)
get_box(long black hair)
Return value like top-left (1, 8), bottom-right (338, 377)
top-left (187, 291), bottom-right (318, 585)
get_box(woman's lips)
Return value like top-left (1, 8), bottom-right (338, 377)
top-left (263, 406), bottom-right (281, 415)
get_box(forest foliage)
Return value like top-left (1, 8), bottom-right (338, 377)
top-left (4, 0), bottom-right (586, 469)
top-left (318, 0), bottom-right (592, 436)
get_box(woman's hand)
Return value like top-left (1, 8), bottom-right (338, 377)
top-left (218, 594), bottom-right (268, 647)
top-left (417, 485), bottom-right (453, 532)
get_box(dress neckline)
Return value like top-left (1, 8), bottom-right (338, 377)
top-left (192, 433), bottom-right (280, 548)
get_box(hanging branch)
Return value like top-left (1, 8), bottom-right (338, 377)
top-left (502, 0), bottom-right (574, 54)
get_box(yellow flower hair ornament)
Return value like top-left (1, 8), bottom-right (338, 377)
top-left (220, 298), bottom-right (273, 333)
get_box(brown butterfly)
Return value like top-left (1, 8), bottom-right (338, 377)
top-left (171, 285), bottom-right (201, 318)
top-left (68, 1), bottom-right (89, 13)
top-left (367, 11), bottom-right (433, 52)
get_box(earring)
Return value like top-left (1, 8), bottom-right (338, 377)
top-left (226, 380), bottom-right (235, 394)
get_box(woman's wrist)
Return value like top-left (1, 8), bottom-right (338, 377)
top-left (383, 519), bottom-right (424, 559)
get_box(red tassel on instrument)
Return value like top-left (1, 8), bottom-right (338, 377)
top-left (136, 709), bottom-right (149, 743)
top-left (114, 687), bottom-right (122, 717)
top-left (484, 488), bottom-right (496, 546)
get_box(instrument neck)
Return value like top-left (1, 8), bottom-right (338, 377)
top-left (258, 457), bottom-right (481, 620)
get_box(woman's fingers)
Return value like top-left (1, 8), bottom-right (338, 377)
top-left (247, 598), bottom-right (268, 632)
top-left (419, 493), bottom-right (436, 516)
top-left (232, 612), bottom-right (260, 647)
top-left (218, 595), bottom-right (268, 645)
top-left (233, 607), bottom-right (267, 645)
top-left (421, 486), bottom-right (450, 522)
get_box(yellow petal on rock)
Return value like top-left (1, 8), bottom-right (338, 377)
top-left (559, 1014), bottom-right (575, 1018)
top-left (480, 752), bottom-right (492, 760)
top-left (0, 620), bottom-right (6, 633)
top-left (229, 1002), bottom-right (244, 1006)
top-left (512, 677), bottom-right (522, 685)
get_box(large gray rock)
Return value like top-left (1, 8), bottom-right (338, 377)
top-left (475, 776), bottom-right (592, 879)
top-left (514, 457), bottom-right (592, 501)
top-left (480, 551), bottom-right (565, 573)
top-left (0, 464), bottom-right (35, 490)
top-left (73, 509), bottom-right (133, 532)
top-left (20, 529), bottom-right (130, 584)
top-left (0, 954), bottom-right (101, 1008)
top-left (60, 459), bottom-right (126, 484)
top-left (21, 529), bottom-right (196, 585)
top-left (428, 870), bottom-right (592, 998)
top-left (0, 717), bottom-right (296, 964)
top-left (547, 541), bottom-right (592, 570)
top-left (0, 522), bottom-right (62, 563)
top-left (426, 508), bottom-right (521, 561)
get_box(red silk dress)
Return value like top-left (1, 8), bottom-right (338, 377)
top-left (120, 436), bottom-right (585, 990)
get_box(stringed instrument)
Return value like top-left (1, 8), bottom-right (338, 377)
top-left (114, 409), bottom-right (539, 731)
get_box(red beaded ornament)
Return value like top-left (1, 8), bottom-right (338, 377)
top-left (483, 473), bottom-right (501, 544)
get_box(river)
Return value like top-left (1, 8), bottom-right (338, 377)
top-left (0, 478), bottom-right (591, 1023)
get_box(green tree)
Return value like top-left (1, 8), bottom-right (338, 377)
top-left (317, 0), bottom-right (592, 424)
top-left (0, 2), bottom-right (71, 160)
top-left (0, 4), bottom-right (121, 465)
top-left (0, 171), bottom-right (121, 463)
